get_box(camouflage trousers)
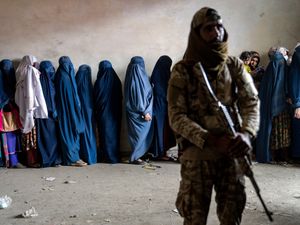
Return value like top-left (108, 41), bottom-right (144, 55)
top-left (176, 158), bottom-right (246, 225)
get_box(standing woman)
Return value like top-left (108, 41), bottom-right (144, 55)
top-left (256, 49), bottom-right (291, 163)
top-left (55, 56), bottom-right (87, 167)
top-left (0, 59), bottom-right (23, 168)
top-left (288, 44), bottom-right (300, 160)
top-left (124, 56), bottom-right (153, 164)
top-left (75, 64), bottom-right (97, 165)
top-left (149, 55), bottom-right (176, 160)
top-left (36, 60), bottom-right (61, 167)
top-left (93, 60), bottom-right (122, 164)
top-left (15, 55), bottom-right (48, 167)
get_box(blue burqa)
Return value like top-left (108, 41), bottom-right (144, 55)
top-left (256, 52), bottom-right (289, 163)
top-left (124, 56), bottom-right (154, 162)
top-left (54, 56), bottom-right (85, 165)
top-left (75, 64), bottom-right (97, 165)
top-left (36, 60), bottom-right (62, 167)
top-left (0, 70), bottom-right (9, 109)
top-left (288, 46), bottom-right (300, 157)
top-left (93, 60), bottom-right (122, 163)
top-left (0, 59), bottom-right (16, 102)
top-left (149, 55), bottom-right (176, 158)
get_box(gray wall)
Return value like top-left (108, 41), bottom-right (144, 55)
top-left (0, 0), bottom-right (299, 152)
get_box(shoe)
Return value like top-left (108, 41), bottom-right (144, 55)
top-left (29, 163), bottom-right (41, 168)
top-left (70, 160), bottom-right (87, 167)
top-left (13, 163), bottom-right (26, 169)
top-left (130, 159), bottom-right (146, 165)
top-left (158, 156), bottom-right (178, 162)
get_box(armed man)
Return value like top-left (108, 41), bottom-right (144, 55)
top-left (167, 7), bottom-right (260, 225)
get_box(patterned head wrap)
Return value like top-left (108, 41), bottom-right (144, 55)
top-left (183, 7), bottom-right (228, 76)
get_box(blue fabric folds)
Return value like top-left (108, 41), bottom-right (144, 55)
top-left (75, 64), bottom-right (97, 165)
top-left (149, 55), bottom-right (175, 158)
top-left (256, 52), bottom-right (289, 163)
top-left (0, 69), bottom-right (9, 109)
top-left (288, 46), bottom-right (300, 157)
top-left (36, 60), bottom-right (61, 167)
top-left (93, 60), bottom-right (122, 163)
top-left (0, 59), bottom-right (16, 102)
top-left (124, 56), bottom-right (154, 162)
top-left (54, 56), bottom-right (85, 165)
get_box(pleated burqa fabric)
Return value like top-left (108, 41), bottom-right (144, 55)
top-left (0, 69), bottom-right (9, 109)
top-left (0, 59), bottom-right (16, 103)
top-left (55, 56), bottom-right (85, 165)
top-left (124, 56), bottom-right (153, 162)
top-left (93, 60), bottom-right (122, 163)
top-left (36, 60), bottom-right (61, 167)
top-left (149, 55), bottom-right (176, 159)
top-left (75, 64), bottom-right (97, 165)
top-left (288, 46), bottom-right (300, 157)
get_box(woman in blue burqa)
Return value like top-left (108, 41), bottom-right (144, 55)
top-left (149, 55), bottom-right (176, 160)
top-left (36, 60), bottom-right (62, 167)
top-left (288, 44), bottom-right (300, 159)
top-left (93, 60), bottom-right (122, 164)
top-left (256, 48), bottom-right (291, 163)
top-left (0, 59), bottom-right (23, 168)
top-left (124, 56), bottom-right (153, 164)
top-left (54, 56), bottom-right (87, 167)
top-left (75, 64), bottom-right (97, 165)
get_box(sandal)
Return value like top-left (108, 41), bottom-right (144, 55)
top-left (130, 159), bottom-right (146, 165)
top-left (158, 156), bottom-right (178, 162)
top-left (70, 160), bottom-right (87, 167)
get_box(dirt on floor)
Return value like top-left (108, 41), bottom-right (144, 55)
top-left (0, 160), bottom-right (300, 225)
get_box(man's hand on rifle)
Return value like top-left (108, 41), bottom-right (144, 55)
top-left (206, 133), bottom-right (232, 155)
top-left (206, 132), bottom-right (252, 158)
top-left (228, 132), bottom-right (252, 158)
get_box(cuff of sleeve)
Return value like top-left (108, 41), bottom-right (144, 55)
top-left (241, 127), bottom-right (255, 138)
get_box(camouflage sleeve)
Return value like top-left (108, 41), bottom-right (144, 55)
top-left (167, 63), bottom-right (208, 149)
top-left (229, 56), bottom-right (260, 137)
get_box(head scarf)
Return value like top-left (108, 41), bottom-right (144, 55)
top-left (15, 55), bottom-right (48, 133)
top-left (16, 55), bottom-right (38, 83)
top-left (183, 7), bottom-right (228, 75)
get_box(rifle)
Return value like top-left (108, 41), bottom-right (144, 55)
top-left (199, 62), bottom-right (274, 222)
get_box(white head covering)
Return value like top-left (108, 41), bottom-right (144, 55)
top-left (15, 55), bottom-right (48, 133)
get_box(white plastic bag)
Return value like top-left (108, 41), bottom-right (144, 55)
top-left (0, 195), bottom-right (12, 209)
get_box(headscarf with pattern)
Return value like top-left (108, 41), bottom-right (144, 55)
top-left (183, 7), bottom-right (228, 76)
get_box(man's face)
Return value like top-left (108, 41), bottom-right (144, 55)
top-left (199, 19), bottom-right (225, 43)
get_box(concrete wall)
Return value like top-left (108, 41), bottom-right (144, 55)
top-left (0, 0), bottom-right (299, 152)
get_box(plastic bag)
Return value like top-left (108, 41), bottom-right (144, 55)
top-left (0, 195), bottom-right (12, 209)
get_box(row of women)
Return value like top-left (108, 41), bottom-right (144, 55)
top-left (0, 55), bottom-right (176, 168)
top-left (255, 44), bottom-right (300, 164)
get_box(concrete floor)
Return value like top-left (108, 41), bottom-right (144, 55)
top-left (0, 161), bottom-right (300, 225)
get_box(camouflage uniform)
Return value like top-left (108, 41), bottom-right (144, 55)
top-left (168, 57), bottom-right (259, 225)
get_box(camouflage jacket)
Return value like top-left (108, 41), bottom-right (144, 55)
top-left (167, 56), bottom-right (260, 159)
